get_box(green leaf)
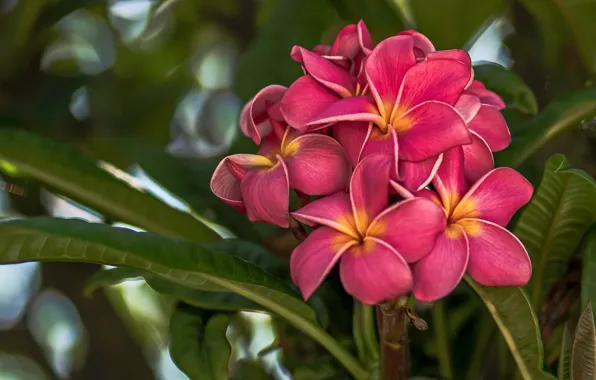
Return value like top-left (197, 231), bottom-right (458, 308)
top-left (472, 61), bottom-right (538, 115)
top-left (495, 87), bottom-right (596, 168)
top-left (465, 277), bottom-right (556, 380)
top-left (409, 0), bottom-right (505, 49)
top-left (169, 306), bottom-right (230, 380)
top-left (571, 302), bottom-right (596, 380)
top-left (558, 324), bottom-right (572, 380)
top-left (0, 217), bottom-right (367, 379)
top-left (0, 128), bottom-right (219, 242)
top-left (582, 227), bottom-right (596, 316)
top-left (329, 0), bottom-right (404, 41)
top-left (513, 155), bottom-right (596, 310)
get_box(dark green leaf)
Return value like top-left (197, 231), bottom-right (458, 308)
top-left (473, 61), bottom-right (538, 115)
top-left (558, 324), bottom-right (572, 380)
top-left (329, 0), bottom-right (404, 41)
top-left (465, 277), bottom-right (556, 380)
top-left (582, 227), bottom-right (596, 317)
top-left (169, 306), bottom-right (230, 380)
top-left (0, 128), bottom-right (220, 242)
top-left (409, 0), bottom-right (505, 49)
top-left (495, 87), bottom-right (596, 168)
top-left (571, 302), bottom-right (596, 380)
top-left (513, 155), bottom-right (596, 310)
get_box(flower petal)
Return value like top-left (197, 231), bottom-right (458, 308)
top-left (454, 91), bottom-right (481, 123)
top-left (240, 85), bottom-right (287, 145)
top-left (360, 125), bottom-right (399, 179)
top-left (312, 44), bottom-right (330, 55)
top-left (240, 157), bottom-right (290, 227)
top-left (368, 198), bottom-right (447, 262)
top-left (398, 155), bottom-right (443, 192)
top-left (340, 238), bottom-right (413, 304)
top-left (452, 168), bottom-right (533, 226)
top-left (432, 147), bottom-right (468, 214)
top-left (467, 80), bottom-right (506, 110)
top-left (350, 154), bottom-right (391, 234)
top-left (398, 59), bottom-right (471, 109)
top-left (463, 132), bottom-right (494, 184)
top-left (465, 219), bottom-right (532, 286)
top-left (291, 226), bottom-right (357, 301)
top-left (292, 192), bottom-right (358, 238)
top-left (328, 22), bottom-right (373, 59)
top-left (333, 121), bottom-right (370, 167)
top-left (365, 36), bottom-right (416, 119)
top-left (413, 224), bottom-right (469, 301)
top-left (284, 133), bottom-right (350, 195)
top-left (306, 96), bottom-right (384, 127)
top-left (397, 101), bottom-right (471, 162)
top-left (291, 46), bottom-right (356, 97)
top-left (397, 30), bottom-right (435, 58)
top-left (426, 49), bottom-right (471, 66)
top-left (357, 20), bottom-right (374, 54)
top-left (280, 75), bottom-right (339, 131)
top-left (468, 105), bottom-right (511, 151)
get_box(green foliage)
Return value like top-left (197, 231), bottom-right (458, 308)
top-left (169, 305), bottom-right (231, 380)
top-left (513, 155), bottom-right (596, 310)
top-left (558, 324), bottom-right (571, 380)
top-left (582, 227), bottom-right (596, 316)
top-left (570, 302), bottom-right (596, 380)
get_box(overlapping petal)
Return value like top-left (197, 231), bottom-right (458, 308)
top-left (432, 147), bottom-right (468, 214)
top-left (291, 192), bottom-right (358, 237)
top-left (333, 121), bottom-right (370, 167)
top-left (240, 85), bottom-right (287, 145)
top-left (398, 155), bottom-right (443, 192)
top-left (359, 126), bottom-right (399, 178)
top-left (467, 80), bottom-right (506, 110)
top-left (305, 96), bottom-right (383, 128)
top-left (397, 30), bottom-right (435, 58)
top-left (454, 91), bottom-right (481, 123)
top-left (280, 76), bottom-right (339, 131)
top-left (340, 238), bottom-right (413, 304)
top-left (462, 132), bottom-right (494, 184)
top-left (468, 105), bottom-right (511, 151)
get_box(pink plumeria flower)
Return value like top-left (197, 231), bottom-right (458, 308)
top-left (290, 154), bottom-right (446, 304)
top-left (394, 147), bottom-right (533, 302)
top-left (239, 85), bottom-right (287, 145)
top-left (454, 81), bottom-right (511, 183)
top-left (210, 128), bottom-right (350, 227)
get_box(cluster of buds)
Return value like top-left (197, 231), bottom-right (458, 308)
top-left (211, 21), bottom-right (533, 305)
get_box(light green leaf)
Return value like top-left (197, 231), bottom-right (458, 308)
top-left (513, 155), bottom-right (596, 310)
top-left (0, 128), bottom-right (219, 242)
top-left (465, 277), bottom-right (556, 380)
top-left (582, 227), bottom-right (596, 316)
top-left (559, 324), bottom-right (572, 380)
top-left (169, 306), bottom-right (230, 380)
top-left (472, 61), bottom-right (538, 115)
top-left (495, 88), bottom-right (596, 168)
top-left (571, 302), bottom-right (596, 380)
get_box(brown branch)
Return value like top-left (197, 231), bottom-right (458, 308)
top-left (378, 297), bottom-right (410, 380)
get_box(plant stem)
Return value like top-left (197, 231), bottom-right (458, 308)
top-left (432, 300), bottom-right (453, 379)
top-left (378, 297), bottom-right (410, 380)
top-left (354, 301), bottom-right (380, 366)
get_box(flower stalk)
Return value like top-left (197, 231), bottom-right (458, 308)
top-left (378, 296), bottom-right (410, 380)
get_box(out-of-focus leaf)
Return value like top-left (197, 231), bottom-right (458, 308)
top-left (558, 324), bottom-right (571, 380)
top-left (235, 0), bottom-right (334, 100)
top-left (230, 360), bottom-right (271, 380)
top-left (473, 61), bottom-right (538, 115)
top-left (409, 0), bottom-right (505, 49)
top-left (496, 87), bottom-right (596, 168)
top-left (465, 277), bottom-right (556, 380)
top-left (517, 0), bottom-right (596, 78)
top-left (582, 227), bottom-right (596, 316)
top-left (571, 302), bottom-right (596, 380)
top-left (169, 306), bottom-right (230, 380)
top-left (329, 0), bottom-right (404, 40)
top-left (0, 129), bottom-right (219, 242)
top-left (513, 155), bottom-right (596, 310)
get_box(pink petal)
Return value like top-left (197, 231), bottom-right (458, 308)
top-left (312, 44), bottom-right (330, 55)
top-left (397, 101), bottom-right (471, 162)
top-left (280, 76), bottom-right (339, 131)
top-left (465, 219), bottom-right (532, 286)
top-left (291, 226), bottom-right (357, 301)
top-left (426, 49), bottom-right (471, 66)
top-left (365, 36), bottom-right (416, 119)
top-left (368, 198), bottom-right (447, 262)
top-left (240, 158), bottom-right (290, 227)
top-left (291, 46), bottom-right (356, 97)
top-left (413, 224), bottom-right (469, 301)
top-left (432, 147), bottom-right (468, 214)
top-left (463, 132), bottom-right (494, 184)
top-left (240, 85), bottom-right (287, 145)
top-left (452, 168), bottom-right (533, 227)
top-left (454, 91), bottom-right (481, 123)
top-left (257, 134), bottom-right (283, 157)
top-left (291, 192), bottom-right (359, 237)
top-left (398, 59), bottom-right (471, 109)
top-left (467, 80), bottom-right (506, 110)
top-left (397, 30), bottom-right (435, 58)
top-left (390, 180), bottom-right (415, 199)
top-left (284, 133), bottom-right (350, 195)
top-left (350, 154), bottom-right (391, 234)
top-left (333, 121), bottom-right (370, 167)
top-left (414, 188), bottom-right (444, 207)
top-left (360, 125), bottom-right (399, 179)
top-left (328, 24), bottom-right (361, 58)
top-left (468, 105), bottom-right (511, 152)
top-left (398, 155), bottom-right (443, 192)
top-left (210, 154), bottom-right (273, 211)
top-left (340, 238), bottom-right (413, 304)
top-left (305, 96), bottom-right (384, 128)
top-left (357, 20), bottom-right (374, 54)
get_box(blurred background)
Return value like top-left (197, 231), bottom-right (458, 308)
top-left (0, 0), bottom-right (595, 379)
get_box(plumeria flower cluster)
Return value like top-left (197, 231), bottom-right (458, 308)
top-left (211, 21), bottom-right (533, 305)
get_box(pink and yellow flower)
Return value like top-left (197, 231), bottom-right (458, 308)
top-left (290, 154), bottom-right (446, 304)
top-left (395, 148), bottom-right (533, 301)
top-left (239, 85), bottom-right (287, 145)
top-left (210, 128), bottom-right (350, 227)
